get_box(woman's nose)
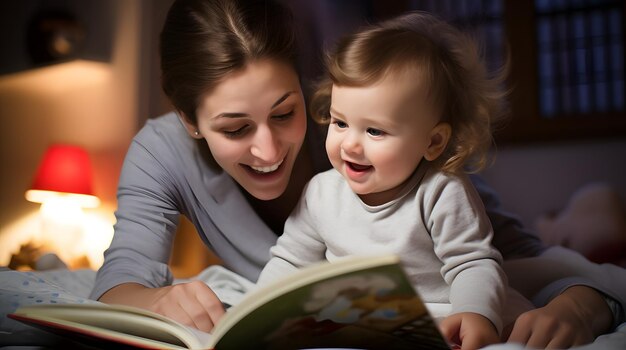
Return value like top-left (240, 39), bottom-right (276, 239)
top-left (250, 125), bottom-right (280, 162)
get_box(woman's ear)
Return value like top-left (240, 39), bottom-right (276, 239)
top-left (178, 113), bottom-right (203, 139)
top-left (424, 122), bottom-right (451, 161)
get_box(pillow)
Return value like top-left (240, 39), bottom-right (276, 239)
top-left (535, 182), bottom-right (626, 266)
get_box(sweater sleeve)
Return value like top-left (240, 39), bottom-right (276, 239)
top-left (503, 246), bottom-right (626, 330)
top-left (427, 174), bottom-right (506, 333)
top-left (90, 133), bottom-right (181, 300)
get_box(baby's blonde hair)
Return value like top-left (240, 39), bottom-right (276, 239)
top-left (310, 11), bottom-right (509, 174)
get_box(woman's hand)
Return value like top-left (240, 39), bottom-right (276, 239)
top-left (99, 281), bottom-right (226, 333)
top-left (507, 285), bottom-right (612, 349)
top-left (439, 312), bottom-right (500, 350)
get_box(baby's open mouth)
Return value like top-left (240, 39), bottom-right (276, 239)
top-left (347, 161), bottom-right (372, 172)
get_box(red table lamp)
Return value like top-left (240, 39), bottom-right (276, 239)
top-left (23, 144), bottom-right (101, 267)
top-left (25, 144), bottom-right (100, 208)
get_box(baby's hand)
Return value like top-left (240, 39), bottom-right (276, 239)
top-left (439, 312), bottom-right (499, 350)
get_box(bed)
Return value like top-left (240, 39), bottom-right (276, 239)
top-left (1, 255), bottom-right (625, 350)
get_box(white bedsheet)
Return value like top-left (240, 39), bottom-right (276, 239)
top-left (1, 265), bottom-right (625, 349)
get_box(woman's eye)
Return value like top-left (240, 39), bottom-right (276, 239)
top-left (223, 125), bottom-right (248, 138)
top-left (272, 111), bottom-right (294, 121)
top-left (367, 128), bottom-right (384, 137)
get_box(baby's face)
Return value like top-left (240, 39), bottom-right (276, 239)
top-left (326, 73), bottom-right (442, 206)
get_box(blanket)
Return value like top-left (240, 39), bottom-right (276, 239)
top-left (1, 264), bottom-right (625, 349)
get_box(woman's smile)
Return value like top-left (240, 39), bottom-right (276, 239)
top-left (249, 158), bottom-right (284, 174)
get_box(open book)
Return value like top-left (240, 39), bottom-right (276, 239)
top-left (9, 254), bottom-right (451, 349)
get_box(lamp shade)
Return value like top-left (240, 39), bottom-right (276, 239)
top-left (25, 144), bottom-right (100, 208)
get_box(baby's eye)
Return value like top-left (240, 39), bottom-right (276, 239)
top-left (367, 128), bottom-right (384, 137)
top-left (333, 120), bottom-right (348, 128)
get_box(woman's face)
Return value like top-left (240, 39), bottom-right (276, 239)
top-left (194, 60), bottom-right (307, 200)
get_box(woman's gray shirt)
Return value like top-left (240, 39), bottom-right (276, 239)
top-left (90, 113), bottom-right (279, 300)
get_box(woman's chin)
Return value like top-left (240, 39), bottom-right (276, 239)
top-left (238, 169), bottom-right (291, 201)
top-left (245, 183), bottom-right (288, 201)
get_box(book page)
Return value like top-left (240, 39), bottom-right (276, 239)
top-left (212, 255), bottom-right (450, 349)
top-left (11, 304), bottom-right (213, 349)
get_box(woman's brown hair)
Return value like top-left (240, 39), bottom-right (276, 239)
top-left (160, 0), bottom-right (297, 125)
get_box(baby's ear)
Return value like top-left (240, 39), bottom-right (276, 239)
top-left (178, 112), bottom-right (203, 139)
top-left (424, 122), bottom-right (451, 161)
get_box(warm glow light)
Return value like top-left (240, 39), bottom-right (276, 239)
top-left (0, 209), bottom-right (114, 270)
top-left (37, 197), bottom-right (86, 264)
top-left (81, 212), bottom-right (115, 268)
top-left (25, 190), bottom-right (100, 208)
top-left (12, 143), bottom-right (108, 268)
top-left (0, 60), bottom-right (112, 94)
top-left (40, 197), bottom-right (84, 222)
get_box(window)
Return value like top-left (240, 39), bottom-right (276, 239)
top-left (535, 0), bottom-right (624, 118)
top-left (371, 0), bottom-right (626, 143)
top-left (409, 0), bottom-right (505, 72)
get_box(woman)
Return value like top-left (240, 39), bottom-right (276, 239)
top-left (90, 0), bottom-right (623, 348)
